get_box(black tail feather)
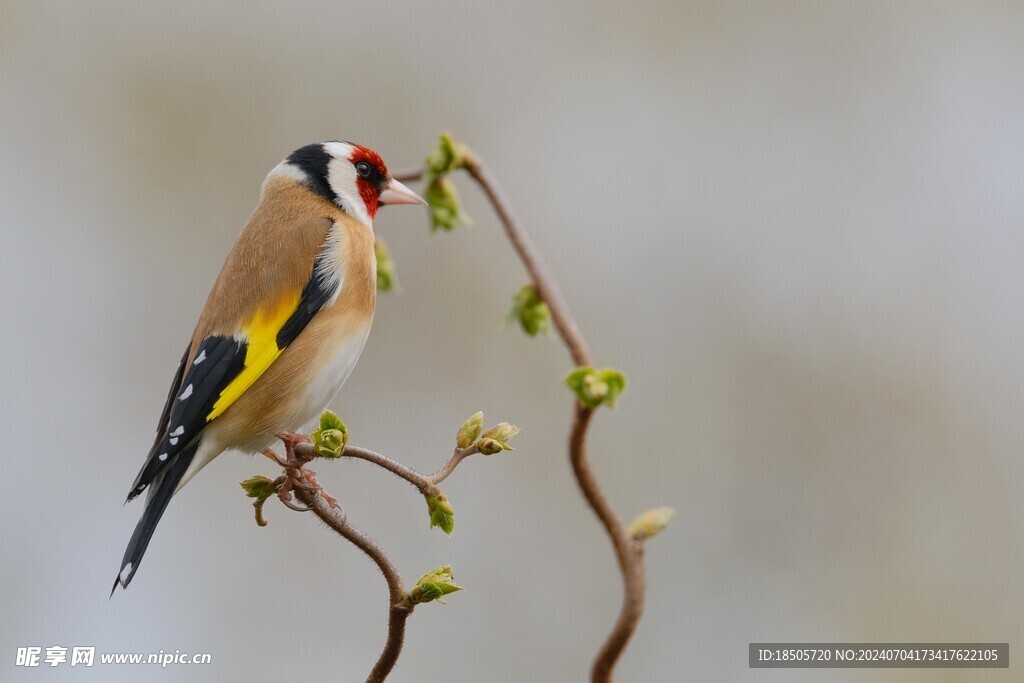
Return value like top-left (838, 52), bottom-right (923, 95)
top-left (112, 442), bottom-right (198, 594)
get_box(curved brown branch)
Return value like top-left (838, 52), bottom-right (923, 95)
top-left (342, 444), bottom-right (480, 491)
top-left (399, 150), bottom-right (646, 682)
top-left (291, 467), bottom-right (411, 683)
top-left (462, 158), bottom-right (593, 367)
top-left (426, 443), bottom-right (480, 486)
top-left (262, 434), bottom-right (484, 682)
top-left (569, 405), bottom-right (646, 680)
top-left (342, 445), bottom-right (431, 490)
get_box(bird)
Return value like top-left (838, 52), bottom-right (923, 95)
top-left (113, 141), bottom-right (425, 592)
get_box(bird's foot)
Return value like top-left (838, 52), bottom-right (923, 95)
top-left (264, 432), bottom-right (336, 511)
top-left (265, 432), bottom-right (315, 469)
top-left (275, 478), bottom-right (311, 512)
top-left (287, 473), bottom-right (318, 493)
top-left (262, 448), bottom-right (290, 468)
top-left (302, 469), bottom-right (338, 509)
top-left (276, 430), bottom-right (310, 451)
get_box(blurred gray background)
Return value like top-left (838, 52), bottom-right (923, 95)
top-left (1, 1), bottom-right (1022, 681)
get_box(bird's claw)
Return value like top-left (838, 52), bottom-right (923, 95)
top-left (275, 430), bottom-right (310, 450)
top-left (263, 434), bottom-right (339, 512)
top-left (262, 448), bottom-right (290, 467)
top-left (288, 476), bottom-right (318, 493)
top-left (280, 495), bottom-right (311, 513)
top-left (276, 479), bottom-right (311, 512)
top-left (303, 469), bottom-right (338, 508)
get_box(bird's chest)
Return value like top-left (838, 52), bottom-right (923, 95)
top-left (297, 315), bottom-right (373, 421)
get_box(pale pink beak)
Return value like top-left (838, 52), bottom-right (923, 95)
top-left (378, 178), bottom-right (426, 206)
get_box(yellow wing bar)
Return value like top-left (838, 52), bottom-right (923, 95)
top-left (206, 292), bottom-right (301, 421)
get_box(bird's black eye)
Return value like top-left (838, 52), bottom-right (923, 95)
top-left (355, 161), bottom-right (371, 178)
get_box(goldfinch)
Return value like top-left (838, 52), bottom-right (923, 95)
top-left (114, 141), bottom-right (425, 591)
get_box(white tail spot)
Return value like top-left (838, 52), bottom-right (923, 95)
top-left (158, 453), bottom-right (168, 461)
top-left (170, 425), bottom-right (185, 436)
top-left (178, 384), bottom-right (193, 400)
top-left (169, 437), bottom-right (179, 445)
top-left (119, 562), bottom-right (133, 584)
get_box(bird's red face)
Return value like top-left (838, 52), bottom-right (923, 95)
top-left (341, 143), bottom-right (425, 222)
top-left (347, 145), bottom-right (389, 220)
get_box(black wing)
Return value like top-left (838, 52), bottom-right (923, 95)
top-left (125, 245), bottom-right (338, 501)
top-left (277, 246), bottom-right (338, 347)
top-left (126, 335), bottom-right (246, 501)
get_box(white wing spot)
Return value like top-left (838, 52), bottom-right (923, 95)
top-left (170, 426), bottom-right (185, 436)
top-left (169, 437), bottom-right (179, 445)
top-left (119, 562), bottom-right (133, 584)
top-left (158, 453), bottom-right (168, 461)
top-left (178, 384), bottom-right (193, 400)
top-left (193, 350), bottom-right (206, 365)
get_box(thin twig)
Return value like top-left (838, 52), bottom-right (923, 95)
top-left (426, 443), bottom-right (480, 486)
top-left (342, 446), bottom-right (431, 490)
top-left (397, 163), bottom-right (591, 364)
top-left (274, 437), bottom-right (482, 681)
top-left (569, 405), bottom-right (646, 681)
top-left (399, 152), bottom-right (645, 682)
top-left (293, 476), bottom-right (412, 683)
top-left (326, 444), bottom-right (481, 492)
top-left (462, 158), bottom-right (593, 367)
top-left (391, 168), bottom-right (427, 183)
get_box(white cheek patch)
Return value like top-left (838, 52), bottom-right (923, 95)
top-left (323, 142), bottom-right (372, 228)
